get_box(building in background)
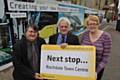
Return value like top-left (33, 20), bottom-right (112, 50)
top-left (56, 0), bottom-right (113, 9)
top-left (56, 0), bottom-right (116, 22)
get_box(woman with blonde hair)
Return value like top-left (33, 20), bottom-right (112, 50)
top-left (81, 15), bottom-right (112, 80)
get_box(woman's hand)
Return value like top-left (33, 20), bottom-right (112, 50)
top-left (95, 72), bottom-right (97, 79)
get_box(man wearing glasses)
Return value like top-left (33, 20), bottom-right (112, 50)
top-left (49, 17), bottom-right (79, 46)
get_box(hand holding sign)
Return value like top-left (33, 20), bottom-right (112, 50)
top-left (60, 43), bottom-right (68, 49)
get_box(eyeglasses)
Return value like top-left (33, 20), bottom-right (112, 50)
top-left (60, 26), bottom-right (68, 28)
top-left (88, 23), bottom-right (98, 26)
top-left (28, 30), bottom-right (37, 33)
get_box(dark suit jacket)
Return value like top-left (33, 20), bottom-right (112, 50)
top-left (49, 33), bottom-right (79, 45)
top-left (12, 36), bottom-right (46, 80)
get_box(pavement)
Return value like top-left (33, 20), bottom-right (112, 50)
top-left (0, 21), bottom-right (120, 80)
top-left (102, 21), bottom-right (120, 80)
top-left (0, 66), bottom-right (13, 80)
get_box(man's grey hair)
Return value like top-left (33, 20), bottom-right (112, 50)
top-left (57, 17), bottom-right (71, 29)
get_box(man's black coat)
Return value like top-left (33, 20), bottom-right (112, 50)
top-left (12, 36), bottom-right (46, 80)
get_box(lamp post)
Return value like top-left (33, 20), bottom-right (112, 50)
top-left (99, 0), bottom-right (101, 9)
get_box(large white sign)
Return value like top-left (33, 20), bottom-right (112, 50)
top-left (7, 0), bottom-right (79, 12)
top-left (40, 45), bottom-right (96, 80)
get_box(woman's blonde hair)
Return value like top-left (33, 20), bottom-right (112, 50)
top-left (86, 15), bottom-right (100, 26)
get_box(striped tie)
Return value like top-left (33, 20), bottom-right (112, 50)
top-left (32, 43), bottom-right (38, 72)
top-left (61, 35), bottom-right (65, 43)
